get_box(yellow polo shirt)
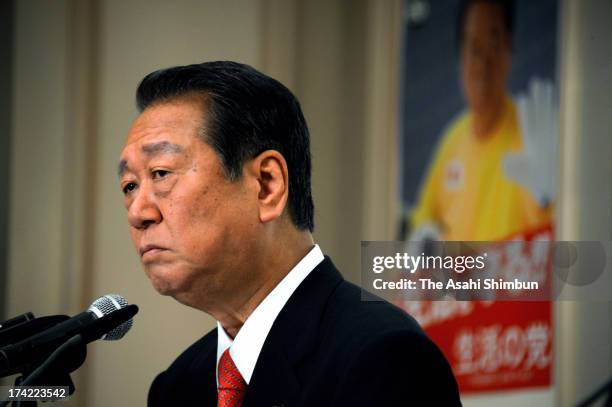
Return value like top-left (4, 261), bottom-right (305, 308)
top-left (410, 98), bottom-right (552, 241)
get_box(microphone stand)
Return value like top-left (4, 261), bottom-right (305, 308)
top-left (0, 334), bottom-right (86, 407)
top-left (0, 304), bottom-right (138, 406)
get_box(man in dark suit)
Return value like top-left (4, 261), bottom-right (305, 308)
top-left (118, 61), bottom-right (461, 406)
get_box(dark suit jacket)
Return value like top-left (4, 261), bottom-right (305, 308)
top-left (148, 257), bottom-right (462, 406)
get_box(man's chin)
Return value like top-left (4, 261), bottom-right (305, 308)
top-left (143, 264), bottom-right (211, 310)
top-left (145, 267), bottom-right (185, 296)
top-left (149, 277), bottom-right (176, 296)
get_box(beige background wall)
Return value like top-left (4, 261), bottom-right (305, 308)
top-left (556, 0), bottom-right (612, 405)
top-left (5, 0), bottom-right (611, 406)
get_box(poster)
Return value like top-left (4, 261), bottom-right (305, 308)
top-left (398, 0), bottom-right (558, 394)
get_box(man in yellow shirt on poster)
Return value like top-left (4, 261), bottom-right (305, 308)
top-left (409, 0), bottom-right (556, 242)
top-left (403, 2), bottom-right (558, 394)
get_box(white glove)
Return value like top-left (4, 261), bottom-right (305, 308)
top-left (503, 78), bottom-right (559, 208)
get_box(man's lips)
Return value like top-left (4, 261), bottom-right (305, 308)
top-left (139, 245), bottom-right (168, 259)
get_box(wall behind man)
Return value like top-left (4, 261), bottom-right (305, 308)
top-left (0, 0), bottom-right (13, 322)
top-left (556, 0), bottom-right (612, 405)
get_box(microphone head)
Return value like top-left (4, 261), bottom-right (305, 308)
top-left (88, 294), bottom-right (134, 341)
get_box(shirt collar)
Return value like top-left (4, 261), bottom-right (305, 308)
top-left (216, 244), bottom-right (324, 385)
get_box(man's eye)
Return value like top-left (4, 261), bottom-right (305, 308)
top-left (122, 182), bottom-right (137, 195)
top-left (152, 169), bottom-right (170, 179)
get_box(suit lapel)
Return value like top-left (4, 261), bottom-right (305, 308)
top-left (189, 331), bottom-right (218, 405)
top-left (243, 257), bottom-right (343, 406)
top-left (242, 339), bottom-right (301, 406)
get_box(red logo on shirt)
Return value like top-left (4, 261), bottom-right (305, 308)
top-left (445, 159), bottom-right (464, 190)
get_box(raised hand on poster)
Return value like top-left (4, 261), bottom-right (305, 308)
top-left (503, 78), bottom-right (559, 208)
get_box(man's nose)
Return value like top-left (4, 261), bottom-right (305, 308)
top-left (127, 185), bottom-right (162, 229)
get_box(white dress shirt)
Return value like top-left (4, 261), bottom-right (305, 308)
top-left (216, 244), bottom-right (324, 386)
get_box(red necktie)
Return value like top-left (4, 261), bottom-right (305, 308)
top-left (218, 349), bottom-right (247, 407)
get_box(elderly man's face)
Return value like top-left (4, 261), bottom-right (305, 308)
top-left (119, 99), bottom-right (260, 305)
top-left (460, 1), bottom-right (510, 112)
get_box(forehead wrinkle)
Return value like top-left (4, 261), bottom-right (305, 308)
top-left (119, 102), bottom-right (205, 178)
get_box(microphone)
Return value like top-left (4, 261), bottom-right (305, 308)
top-left (0, 294), bottom-right (138, 377)
top-left (0, 312), bottom-right (35, 331)
top-left (0, 315), bottom-right (70, 348)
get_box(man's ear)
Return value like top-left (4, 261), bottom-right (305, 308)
top-left (246, 150), bottom-right (289, 224)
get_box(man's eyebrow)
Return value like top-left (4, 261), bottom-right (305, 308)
top-left (118, 160), bottom-right (129, 178)
top-left (141, 141), bottom-right (185, 156)
top-left (117, 142), bottom-right (185, 178)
